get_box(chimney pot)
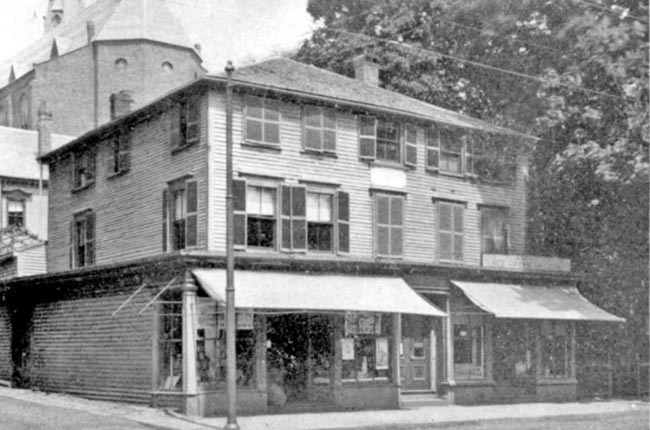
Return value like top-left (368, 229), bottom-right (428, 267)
top-left (352, 54), bottom-right (380, 86)
top-left (194, 43), bottom-right (202, 53)
top-left (38, 101), bottom-right (53, 157)
top-left (110, 90), bottom-right (134, 120)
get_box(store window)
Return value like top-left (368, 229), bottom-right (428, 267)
top-left (304, 105), bottom-right (336, 153)
top-left (245, 96), bottom-right (280, 145)
top-left (170, 95), bottom-right (200, 152)
top-left (70, 210), bottom-right (95, 268)
top-left (159, 296), bottom-right (183, 390)
top-left (481, 206), bottom-right (509, 254)
top-left (162, 179), bottom-right (198, 251)
top-left (342, 313), bottom-right (392, 382)
top-left (7, 200), bottom-right (25, 228)
top-left (438, 201), bottom-right (464, 262)
top-left (375, 193), bottom-right (404, 258)
top-left (541, 321), bottom-right (570, 379)
top-left (453, 315), bottom-right (485, 379)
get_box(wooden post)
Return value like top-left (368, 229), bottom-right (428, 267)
top-left (151, 300), bottom-right (160, 395)
top-left (255, 315), bottom-right (267, 393)
top-left (332, 315), bottom-right (343, 406)
top-left (182, 271), bottom-right (199, 415)
top-left (391, 313), bottom-right (402, 388)
top-left (445, 297), bottom-right (455, 388)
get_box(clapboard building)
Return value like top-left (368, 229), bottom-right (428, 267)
top-left (0, 57), bottom-right (623, 415)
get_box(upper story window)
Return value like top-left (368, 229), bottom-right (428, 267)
top-left (7, 199), bottom-right (25, 228)
top-left (438, 200), bottom-right (464, 262)
top-left (108, 129), bottom-right (131, 177)
top-left (426, 127), bottom-right (465, 175)
top-left (233, 179), bottom-right (350, 254)
top-left (162, 179), bottom-right (198, 251)
top-left (70, 210), bottom-right (95, 268)
top-left (303, 105), bottom-right (336, 153)
top-left (71, 150), bottom-right (96, 191)
top-left (375, 193), bottom-right (404, 258)
top-left (481, 206), bottom-right (508, 254)
top-left (170, 95), bottom-right (200, 152)
top-left (244, 96), bottom-right (280, 146)
top-left (359, 117), bottom-right (417, 167)
top-left (18, 93), bottom-right (29, 129)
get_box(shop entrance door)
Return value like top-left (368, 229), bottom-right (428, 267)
top-left (401, 315), bottom-right (432, 391)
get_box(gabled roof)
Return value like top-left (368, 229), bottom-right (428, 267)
top-left (213, 58), bottom-right (535, 140)
top-left (0, 126), bottom-right (73, 180)
top-left (93, 0), bottom-right (195, 50)
top-left (0, 0), bottom-right (198, 87)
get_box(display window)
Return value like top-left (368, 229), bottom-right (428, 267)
top-left (453, 314), bottom-right (485, 379)
top-left (159, 296), bottom-right (183, 391)
top-left (541, 321), bottom-right (570, 379)
top-left (342, 313), bottom-right (391, 382)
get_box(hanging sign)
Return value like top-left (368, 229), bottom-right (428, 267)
top-left (217, 310), bottom-right (255, 331)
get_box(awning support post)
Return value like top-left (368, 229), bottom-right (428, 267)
top-left (391, 313), bottom-right (402, 405)
top-left (182, 270), bottom-right (199, 415)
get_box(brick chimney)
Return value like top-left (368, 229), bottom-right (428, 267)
top-left (37, 101), bottom-right (53, 157)
top-left (110, 90), bottom-right (134, 120)
top-left (352, 55), bottom-right (380, 86)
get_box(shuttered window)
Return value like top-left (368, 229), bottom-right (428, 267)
top-left (481, 206), bottom-right (508, 254)
top-left (375, 194), bottom-right (404, 257)
top-left (245, 96), bottom-right (280, 145)
top-left (438, 201), bottom-right (464, 262)
top-left (376, 120), bottom-right (400, 163)
top-left (170, 95), bottom-right (200, 152)
top-left (162, 179), bottom-right (198, 251)
top-left (246, 185), bottom-right (277, 248)
top-left (304, 105), bottom-right (336, 153)
top-left (440, 129), bottom-right (462, 174)
top-left (306, 191), bottom-right (333, 251)
top-left (71, 150), bottom-right (96, 191)
top-left (337, 191), bottom-right (350, 254)
top-left (70, 210), bottom-right (95, 268)
top-left (7, 200), bottom-right (24, 228)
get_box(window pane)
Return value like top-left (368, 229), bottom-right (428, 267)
top-left (323, 130), bottom-right (336, 152)
top-left (305, 128), bottom-right (321, 150)
top-left (439, 232), bottom-right (452, 260)
top-left (319, 194), bottom-right (332, 222)
top-left (246, 119), bottom-right (263, 141)
top-left (426, 128), bottom-right (439, 148)
top-left (453, 206), bottom-right (464, 232)
top-left (390, 228), bottom-right (403, 256)
top-left (442, 153), bottom-right (462, 173)
top-left (322, 109), bottom-right (336, 129)
top-left (247, 98), bottom-right (263, 118)
top-left (246, 186), bottom-right (260, 214)
top-left (377, 195), bottom-right (390, 225)
top-left (377, 121), bottom-right (398, 141)
top-left (441, 130), bottom-right (462, 152)
top-left (264, 122), bottom-right (280, 144)
top-left (377, 226), bottom-right (389, 255)
top-left (8, 201), bottom-right (23, 212)
top-left (453, 234), bottom-right (463, 261)
top-left (359, 117), bottom-right (375, 136)
top-left (260, 188), bottom-right (276, 216)
top-left (306, 193), bottom-right (319, 221)
top-left (427, 149), bottom-right (439, 169)
top-left (439, 204), bottom-right (452, 231)
top-left (305, 106), bottom-right (321, 127)
top-left (173, 190), bottom-right (185, 220)
top-left (264, 103), bottom-right (279, 121)
top-left (390, 197), bottom-right (403, 226)
top-left (406, 125), bottom-right (417, 143)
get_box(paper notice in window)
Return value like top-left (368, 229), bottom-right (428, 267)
top-left (375, 337), bottom-right (389, 370)
top-left (342, 338), bottom-right (355, 360)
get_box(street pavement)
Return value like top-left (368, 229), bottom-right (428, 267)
top-left (0, 387), bottom-right (647, 430)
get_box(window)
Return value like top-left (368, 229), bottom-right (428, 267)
top-left (162, 179), bottom-right (198, 251)
top-left (481, 206), bottom-right (508, 254)
top-left (440, 128), bottom-right (462, 174)
top-left (404, 124), bottom-right (417, 167)
top-left (245, 96), bottom-right (280, 145)
top-left (359, 117), bottom-right (418, 166)
top-left (0, 104), bottom-right (7, 126)
top-left (304, 105), bottom-right (336, 153)
top-left (425, 127), bottom-right (440, 170)
top-left (453, 315), bottom-right (485, 379)
top-left (375, 194), bottom-right (404, 257)
top-left (108, 130), bottom-right (131, 176)
top-left (342, 313), bottom-right (392, 382)
top-left (233, 180), bottom-right (350, 254)
top-left (7, 200), bottom-right (24, 228)
top-left (438, 201), bottom-right (464, 262)
top-left (170, 95), bottom-right (200, 151)
top-left (376, 120), bottom-right (400, 162)
top-left (541, 321), bottom-right (570, 379)
top-left (71, 150), bottom-right (96, 191)
top-left (306, 192), bottom-right (333, 251)
top-left (159, 294), bottom-right (182, 390)
top-left (114, 58), bottom-right (128, 71)
top-left (70, 210), bottom-right (95, 268)
top-left (18, 93), bottom-right (29, 129)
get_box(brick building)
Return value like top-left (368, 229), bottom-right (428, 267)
top-left (0, 57), bottom-right (624, 415)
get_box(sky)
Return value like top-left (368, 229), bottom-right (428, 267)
top-left (0, 0), bottom-right (316, 71)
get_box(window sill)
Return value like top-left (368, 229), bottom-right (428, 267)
top-left (171, 140), bottom-right (199, 155)
top-left (241, 141), bottom-right (281, 152)
top-left (300, 149), bottom-right (337, 159)
top-left (107, 169), bottom-right (129, 180)
top-left (71, 182), bottom-right (94, 194)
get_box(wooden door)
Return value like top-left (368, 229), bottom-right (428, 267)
top-left (401, 315), bottom-right (430, 390)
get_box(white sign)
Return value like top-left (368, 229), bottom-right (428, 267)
top-left (482, 254), bottom-right (571, 273)
top-left (370, 166), bottom-right (407, 189)
top-left (342, 338), bottom-right (355, 360)
top-left (217, 310), bottom-right (255, 331)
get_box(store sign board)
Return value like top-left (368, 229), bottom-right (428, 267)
top-left (482, 254), bottom-right (571, 273)
top-left (217, 310), bottom-right (254, 331)
top-left (345, 312), bottom-right (382, 336)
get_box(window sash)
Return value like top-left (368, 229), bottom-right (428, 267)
top-left (245, 96), bottom-right (280, 145)
top-left (304, 106), bottom-right (336, 152)
top-left (438, 202), bottom-right (464, 262)
top-left (376, 120), bottom-right (400, 162)
top-left (376, 194), bottom-right (404, 257)
top-left (481, 207), bottom-right (508, 254)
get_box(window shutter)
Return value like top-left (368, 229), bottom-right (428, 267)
top-left (233, 179), bottom-right (247, 247)
top-left (169, 105), bottom-right (180, 149)
top-left (337, 190), bottom-right (350, 253)
top-left (281, 185), bottom-right (292, 251)
top-left (118, 134), bottom-right (130, 173)
top-left (185, 181), bottom-right (198, 247)
top-left (69, 219), bottom-right (75, 268)
top-left (69, 154), bottom-right (76, 190)
top-left (86, 151), bottom-right (96, 183)
top-left (186, 96), bottom-right (200, 145)
top-left (426, 128), bottom-right (439, 170)
top-left (405, 126), bottom-right (417, 168)
top-left (291, 186), bottom-right (306, 251)
top-left (162, 189), bottom-right (168, 252)
top-left (359, 116), bottom-right (376, 160)
top-left (85, 212), bottom-right (95, 265)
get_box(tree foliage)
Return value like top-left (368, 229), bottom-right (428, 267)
top-left (295, 0), bottom-right (649, 367)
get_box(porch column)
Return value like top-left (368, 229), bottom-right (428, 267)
top-left (182, 271), bottom-right (199, 416)
top-left (391, 313), bottom-right (401, 388)
top-left (332, 315), bottom-right (343, 405)
top-left (255, 315), bottom-right (267, 392)
top-left (444, 297), bottom-right (455, 388)
top-left (569, 322), bottom-right (576, 379)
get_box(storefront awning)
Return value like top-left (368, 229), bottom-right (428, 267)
top-left (192, 269), bottom-right (446, 316)
top-left (451, 280), bottom-right (624, 322)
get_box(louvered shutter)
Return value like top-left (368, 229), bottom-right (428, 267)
top-left (118, 134), bottom-right (130, 173)
top-left (69, 154), bottom-right (76, 190)
top-left (69, 219), bottom-right (75, 268)
top-left (85, 212), bottom-right (95, 265)
top-left (169, 105), bottom-right (180, 150)
top-left (291, 186), bottom-right (306, 251)
top-left (162, 189), bottom-right (168, 252)
top-left (281, 185), bottom-right (291, 251)
top-left (185, 181), bottom-right (198, 247)
top-left (186, 96), bottom-right (200, 145)
top-left (233, 179), bottom-right (247, 247)
top-left (337, 190), bottom-right (350, 253)
top-left (86, 151), bottom-right (96, 183)
top-left (405, 125), bottom-right (417, 168)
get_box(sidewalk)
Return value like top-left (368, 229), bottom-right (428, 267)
top-left (0, 386), bottom-right (646, 430)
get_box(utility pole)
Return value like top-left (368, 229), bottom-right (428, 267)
top-left (224, 60), bottom-right (240, 430)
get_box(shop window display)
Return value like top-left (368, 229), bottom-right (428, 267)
top-left (541, 321), bottom-right (570, 379)
top-left (453, 315), bottom-right (485, 379)
top-left (159, 299), bottom-right (183, 390)
top-left (342, 313), bottom-right (391, 382)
